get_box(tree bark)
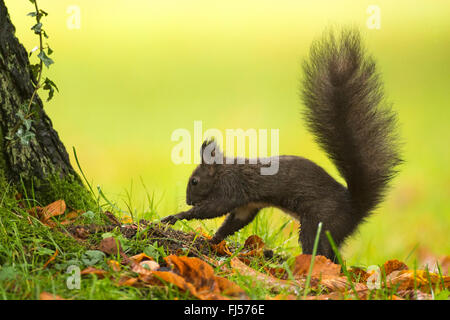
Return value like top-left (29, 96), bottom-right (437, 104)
top-left (0, 1), bottom-right (87, 204)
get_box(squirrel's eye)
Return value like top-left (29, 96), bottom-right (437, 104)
top-left (191, 178), bottom-right (198, 186)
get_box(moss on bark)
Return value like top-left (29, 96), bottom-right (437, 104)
top-left (0, 1), bottom-right (95, 209)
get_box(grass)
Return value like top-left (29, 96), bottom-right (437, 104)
top-left (0, 178), bottom-right (447, 301)
top-left (1, 0), bottom-right (448, 300)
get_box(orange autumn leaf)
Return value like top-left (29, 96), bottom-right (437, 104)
top-left (129, 253), bottom-right (154, 264)
top-left (39, 200), bottom-right (66, 222)
top-left (292, 254), bottom-right (341, 279)
top-left (39, 292), bottom-right (66, 300)
top-left (159, 255), bottom-right (246, 300)
top-left (386, 269), bottom-right (450, 292)
top-left (320, 276), bottom-right (367, 292)
top-left (348, 267), bottom-right (372, 283)
top-left (382, 259), bottom-right (408, 275)
top-left (211, 240), bottom-right (233, 256)
top-left (230, 257), bottom-right (303, 294)
top-left (65, 210), bottom-right (81, 220)
top-left (244, 235), bottom-right (265, 250)
top-left (80, 267), bottom-right (108, 279)
top-left (117, 276), bottom-right (139, 287)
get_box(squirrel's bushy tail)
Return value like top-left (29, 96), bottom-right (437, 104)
top-left (301, 28), bottom-right (402, 217)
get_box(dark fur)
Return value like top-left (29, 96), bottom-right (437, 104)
top-left (162, 28), bottom-right (402, 259)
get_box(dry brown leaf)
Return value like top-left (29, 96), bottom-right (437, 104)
top-left (348, 267), bottom-right (371, 283)
top-left (265, 266), bottom-right (288, 280)
top-left (160, 255), bottom-right (247, 300)
top-left (117, 276), bottom-right (139, 287)
top-left (320, 276), bottom-right (368, 292)
top-left (65, 210), bottom-right (81, 220)
top-left (397, 289), bottom-right (432, 300)
top-left (211, 240), bottom-right (233, 256)
top-left (80, 267), bottom-right (108, 279)
top-left (98, 237), bottom-right (131, 264)
top-left (418, 248), bottom-right (450, 276)
top-left (244, 235), bottom-right (265, 250)
top-left (39, 200), bottom-right (66, 222)
top-left (132, 260), bottom-right (160, 276)
top-left (292, 254), bottom-right (341, 279)
top-left (386, 269), bottom-right (450, 292)
top-left (39, 292), bottom-right (66, 300)
top-left (129, 253), bottom-right (154, 264)
top-left (230, 257), bottom-right (304, 294)
top-left (98, 237), bottom-right (123, 255)
top-left (383, 259), bottom-right (408, 275)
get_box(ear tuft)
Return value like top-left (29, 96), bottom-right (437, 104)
top-left (200, 137), bottom-right (223, 164)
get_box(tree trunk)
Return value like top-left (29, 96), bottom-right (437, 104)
top-left (0, 1), bottom-right (91, 207)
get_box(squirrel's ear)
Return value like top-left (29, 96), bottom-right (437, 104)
top-left (200, 138), bottom-right (222, 165)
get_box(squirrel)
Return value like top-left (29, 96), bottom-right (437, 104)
top-left (162, 28), bottom-right (402, 260)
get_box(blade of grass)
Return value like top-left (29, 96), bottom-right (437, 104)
top-left (302, 221), bottom-right (322, 299)
top-left (73, 147), bottom-right (96, 197)
top-left (325, 230), bottom-right (359, 299)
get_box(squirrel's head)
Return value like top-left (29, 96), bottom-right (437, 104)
top-left (186, 138), bottom-right (223, 206)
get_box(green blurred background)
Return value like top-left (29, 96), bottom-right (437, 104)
top-left (5, 0), bottom-right (449, 265)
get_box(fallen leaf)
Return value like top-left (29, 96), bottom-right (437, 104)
top-left (320, 276), bottom-right (368, 292)
top-left (39, 292), bottom-right (66, 300)
top-left (211, 240), bottom-right (233, 256)
top-left (98, 237), bottom-right (122, 255)
top-left (98, 236), bottom-right (132, 265)
top-left (244, 235), bottom-right (265, 250)
top-left (132, 260), bottom-right (160, 276)
top-left (80, 267), bottom-right (108, 279)
top-left (141, 255), bottom-right (247, 300)
top-left (117, 275), bottom-right (139, 287)
top-left (65, 211), bottom-right (81, 220)
top-left (386, 269), bottom-right (450, 292)
top-left (418, 248), bottom-right (450, 276)
top-left (348, 267), bottom-right (371, 283)
top-left (382, 259), bottom-right (408, 275)
top-left (129, 253), bottom-right (154, 264)
top-left (397, 289), bottom-right (432, 300)
top-left (39, 200), bottom-right (66, 222)
top-left (292, 254), bottom-right (341, 279)
top-left (230, 257), bottom-right (304, 294)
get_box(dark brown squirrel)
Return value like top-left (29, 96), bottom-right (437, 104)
top-left (162, 28), bottom-right (402, 260)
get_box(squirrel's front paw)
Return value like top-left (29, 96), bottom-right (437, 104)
top-left (161, 215), bottom-right (179, 225)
